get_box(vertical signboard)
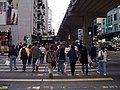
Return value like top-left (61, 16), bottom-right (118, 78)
top-left (0, 0), bottom-right (18, 25)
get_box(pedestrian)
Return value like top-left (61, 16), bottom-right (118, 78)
top-left (97, 47), bottom-right (107, 76)
top-left (18, 43), bottom-right (29, 72)
top-left (46, 45), bottom-right (56, 78)
top-left (56, 46), bottom-right (66, 74)
top-left (89, 43), bottom-right (97, 68)
top-left (65, 43), bottom-right (70, 62)
top-left (8, 44), bottom-right (18, 71)
top-left (39, 44), bottom-right (46, 63)
top-left (67, 45), bottom-right (78, 76)
top-left (28, 45), bottom-right (32, 65)
top-left (80, 46), bottom-right (88, 75)
top-left (31, 43), bottom-right (41, 72)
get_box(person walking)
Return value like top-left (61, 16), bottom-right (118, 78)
top-left (89, 43), bottom-right (97, 68)
top-left (30, 43), bottom-right (41, 72)
top-left (80, 46), bottom-right (88, 75)
top-left (8, 44), bottom-right (18, 71)
top-left (97, 47), bottom-right (107, 76)
top-left (28, 45), bottom-right (32, 65)
top-left (18, 43), bottom-right (29, 72)
top-left (56, 46), bottom-right (66, 74)
top-left (46, 45), bottom-right (56, 78)
top-left (67, 45), bottom-right (78, 76)
top-left (39, 44), bottom-right (46, 63)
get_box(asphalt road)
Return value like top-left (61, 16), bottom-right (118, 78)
top-left (0, 51), bottom-right (120, 90)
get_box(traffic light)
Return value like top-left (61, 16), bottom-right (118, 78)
top-left (94, 25), bottom-right (98, 36)
top-left (24, 35), bottom-right (28, 43)
top-left (88, 27), bottom-right (92, 36)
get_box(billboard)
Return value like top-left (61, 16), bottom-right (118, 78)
top-left (0, 0), bottom-right (18, 25)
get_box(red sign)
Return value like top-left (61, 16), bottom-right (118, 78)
top-left (0, 36), bottom-right (8, 40)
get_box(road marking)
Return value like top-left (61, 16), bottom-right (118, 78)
top-left (0, 78), bottom-right (113, 82)
top-left (34, 73), bottom-right (93, 76)
top-left (0, 69), bottom-right (97, 72)
top-left (43, 78), bottom-right (113, 82)
top-left (0, 86), bottom-right (9, 89)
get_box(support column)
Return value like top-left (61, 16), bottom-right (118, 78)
top-left (82, 16), bottom-right (93, 48)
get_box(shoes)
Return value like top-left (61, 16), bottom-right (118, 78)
top-left (14, 68), bottom-right (18, 70)
top-left (97, 71), bottom-right (100, 74)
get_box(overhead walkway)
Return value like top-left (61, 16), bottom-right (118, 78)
top-left (57, 0), bottom-right (120, 46)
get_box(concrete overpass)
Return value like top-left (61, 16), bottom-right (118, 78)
top-left (57, 0), bottom-right (120, 46)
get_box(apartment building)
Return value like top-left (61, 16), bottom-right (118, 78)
top-left (0, 0), bottom-right (48, 45)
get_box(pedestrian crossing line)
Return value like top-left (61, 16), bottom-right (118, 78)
top-left (0, 86), bottom-right (9, 90)
top-left (0, 78), bottom-right (113, 82)
top-left (33, 73), bottom-right (94, 76)
top-left (43, 78), bottom-right (113, 82)
top-left (0, 65), bottom-right (82, 69)
top-left (0, 69), bottom-right (97, 72)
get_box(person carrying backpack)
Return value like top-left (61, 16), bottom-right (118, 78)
top-left (18, 43), bottom-right (29, 72)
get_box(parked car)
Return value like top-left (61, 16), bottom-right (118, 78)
top-left (102, 41), bottom-right (120, 51)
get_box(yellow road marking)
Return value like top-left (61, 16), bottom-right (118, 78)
top-left (0, 78), bottom-right (113, 82)
top-left (43, 78), bottom-right (113, 82)
top-left (0, 86), bottom-right (9, 89)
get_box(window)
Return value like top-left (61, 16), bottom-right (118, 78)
top-left (114, 24), bottom-right (118, 32)
top-left (114, 13), bottom-right (117, 21)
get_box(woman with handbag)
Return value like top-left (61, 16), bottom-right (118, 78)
top-left (46, 45), bottom-right (56, 78)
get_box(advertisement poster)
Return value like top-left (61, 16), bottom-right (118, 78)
top-left (0, 0), bottom-right (18, 25)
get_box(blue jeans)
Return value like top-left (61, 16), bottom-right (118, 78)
top-left (22, 58), bottom-right (27, 71)
top-left (98, 61), bottom-right (106, 75)
top-left (92, 57), bottom-right (98, 68)
top-left (9, 56), bottom-right (17, 71)
top-left (57, 61), bottom-right (64, 74)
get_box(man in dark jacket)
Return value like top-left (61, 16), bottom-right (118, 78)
top-left (31, 42), bottom-right (41, 72)
top-left (8, 44), bottom-right (18, 71)
top-left (89, 43), bottom-right (98, 68)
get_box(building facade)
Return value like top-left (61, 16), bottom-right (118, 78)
top-left (96, 6), bottom-right (120, 44)
top-left (0, 0), bottom-right (48, 45)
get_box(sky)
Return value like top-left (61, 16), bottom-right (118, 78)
top-left (48, 0), bottom-right (71, 35)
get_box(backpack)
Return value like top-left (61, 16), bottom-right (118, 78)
top-left (98, 50), bottom-right (104, 60)
top-left (21, 48), bottom-right (27, 58)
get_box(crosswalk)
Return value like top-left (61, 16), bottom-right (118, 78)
top-left (0, 63), bottom-right (113, 90)
top-left (0, 63), bottom-right (112, 79)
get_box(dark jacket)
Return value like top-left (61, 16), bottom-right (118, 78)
top-left (8, 48), bottom-right (18, 57)
top-left (80, 46), bottom-right (88, 64)
top-left (56, 48), bottom-right (66, 62)
top-left (68, 50), bottom-right (77, 62)
top-left (89, 46), bottom-right (96, 58)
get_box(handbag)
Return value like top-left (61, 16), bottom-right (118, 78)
top-left (35, 59), bottom-right (40, 66)
top-left (98, 50), bottom-right (104, 60)
top-left (5, 60), bottom-right (10, 65)
top-left (88, 54), bottom-right (92, 64)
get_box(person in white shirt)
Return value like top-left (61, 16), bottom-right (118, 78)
top-left (97, 48), bottom-right (107, 76)
top-left (39, 44), bottom-right (46, 63)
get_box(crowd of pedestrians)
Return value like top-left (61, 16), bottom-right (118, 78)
top-left (7, 41), bottom-right (108, 79)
